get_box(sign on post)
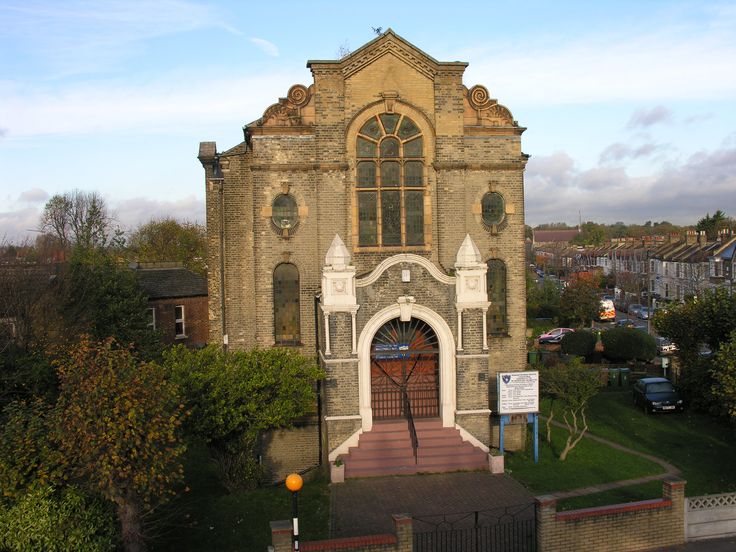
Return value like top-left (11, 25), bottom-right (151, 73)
top-left (497, 371), bottom-right (539, 414)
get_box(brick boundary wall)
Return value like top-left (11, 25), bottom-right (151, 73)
top-left (270, 514), bottom-right (412, 552)
top-left (536, 478), bottom-right (686, 552)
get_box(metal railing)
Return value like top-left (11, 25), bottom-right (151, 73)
top-left (404, 390), bottom-right (419, 464)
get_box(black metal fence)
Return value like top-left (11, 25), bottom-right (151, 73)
top-left (413, 503), bottom-right (536, 552)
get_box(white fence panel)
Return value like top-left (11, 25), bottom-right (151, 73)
top-left (686, 492), bottom-right (736, 541)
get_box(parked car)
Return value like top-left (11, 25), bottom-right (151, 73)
top-left (656, 337), bottom-right (677, 355)
top-left (638, 307), bottom-right (653, 320)
top-left (628, 304), bottom-right (643, 317)
top-left (633, 377), bottom-right (684, 413)
top-left (616, 318), bottom-right (637, 328)
top-left (538, 328), bottom-right (575, 344)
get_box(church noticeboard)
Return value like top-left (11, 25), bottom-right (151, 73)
top-left (497, 371), bottom-right (539, 414)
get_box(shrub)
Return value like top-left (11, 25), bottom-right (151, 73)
top-left (0, 485), bottom-right (117, 552)
top-left (601, 328), bottom-right (657, 362)
top-left (560, 330), bottom-right (597, 359)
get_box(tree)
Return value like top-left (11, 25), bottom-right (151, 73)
top-left (127, 217), bottom-right (206, 276)
top-left (43, 249), bottom-right (162, 360)
top-left (559, 280), bottom-right (600, 327)
top-left (0, 485), bottom-right (117, 552)
top-left (601, 328), bottom-right (657, 363)
top-left (696, 210), bottom-right (728, 240)
top-left (540, 358), bottom-right (600, 460)
top-left (39, 190), bottom-right (123, 254)
top-left (711, 331), bottom-right (736, 422)
top-left (54, 337), bottom-right (186, 552)
top-left (163, 345), bottom-right (324, 490)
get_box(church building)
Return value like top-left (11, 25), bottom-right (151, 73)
top-left (198, 30), bottom-right (528, 480)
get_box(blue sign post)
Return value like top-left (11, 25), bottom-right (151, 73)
top-left (497, 371), bottom-right (539, 464)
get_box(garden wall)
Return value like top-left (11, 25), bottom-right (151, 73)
top-left (535, 478), bottom-right (685, 551)
top-left (269, 515), bottom-right (412, 552)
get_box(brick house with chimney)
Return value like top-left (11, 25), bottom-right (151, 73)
top-left (198, 31), bottom-right (529, 481)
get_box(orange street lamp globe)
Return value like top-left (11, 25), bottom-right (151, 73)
top-left (285, 473), bottom-right (303, 492)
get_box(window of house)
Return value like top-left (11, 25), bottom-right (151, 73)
top-left (356, 113), bottom-right (425, 247)
top-left (486, 259), bottom-right (508, 334)
top-left (174, 305), bottom-right (185, 338)
top-left (273, 263), bottom-right (300, 345)
top-left (271, 194), bottom-right (299, 237)
top-left (147, 307), bottom-right (156, 330)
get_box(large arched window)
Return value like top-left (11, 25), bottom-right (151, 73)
top-left (486, 259), bottom-right (507, 334)
top-left (356, 113), bottom-right (425, 247)
top-left (273, 263), bottom-right (300, 345)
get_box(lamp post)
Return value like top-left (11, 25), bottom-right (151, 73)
top-left (285, 473), bottom-right (303, 551)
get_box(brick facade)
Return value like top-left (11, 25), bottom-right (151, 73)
top-left (200, 30), bottom-right (528, 471)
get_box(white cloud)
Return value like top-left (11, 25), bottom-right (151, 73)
top-left (525, 146), bottom-right (736, 226)
top-left (250, 37), bottom-right (279, 57)
top-left (18, 188), bottom-right (49, 203)
top-left (0, 0), bottom-right (237, 77)
top-left (627, 106), bottom-right (673, 129)
top-left (464, 22), bottom-right (736, 105)
top-left (0, 70), bottom-right (303, 138)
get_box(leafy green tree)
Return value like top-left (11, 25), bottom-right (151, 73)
top-left (540, 358), bottom-right (601, 460)
top-left (527, 275), bottom-right (561, 319)
top-left (55, 337), bottom-right (186, 552)
top-left (0, 485), bottom-right (117, 552)
top-left (559, 280), bottom-right (600, 327)
top-left (45, 249), bottom-right (162, 360)
top-left (163, 345), bottom-right (324, 490)
top-left (0, 399), bottom-right (64, 500)
top-left (711, 331), bottom-right (736, 422)
top-left (127, 218), bottom-right (206, 276)
top-left (560, 330), bottom-right (597, 359)
top-left (570, 221), bottom-right (606, 246)
top-left (601, 327), bottom-right (657, 362)
top-left (696, 210), bottom-right (729, 240)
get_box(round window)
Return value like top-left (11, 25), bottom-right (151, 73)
top-left (481, 192), bottom-right (505, 230)
top-left (272, 194), bottom-right (299, 236)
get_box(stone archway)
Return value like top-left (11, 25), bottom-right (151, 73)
top-left (358, 303), bottom-right (456, 431)
top-left (370, 317), bottom-right (440, 420)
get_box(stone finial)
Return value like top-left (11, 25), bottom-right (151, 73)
top-left (325, 234), bottom-right (351, 268)
top-left (455, 234), bottom-right (482, 267)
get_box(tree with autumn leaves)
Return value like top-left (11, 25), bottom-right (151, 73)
top-left (54, 337), bottom-right (187, 552)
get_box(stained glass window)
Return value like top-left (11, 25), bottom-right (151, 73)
top-left (272, 194), bottom-right (298, 229)
top-left (486, 260), bottom-right (507, 334)
top-left (356, 113), bottom-right (425, 247)
top-left (482, 192), bottom-right (505, 227)
top-left (274, 263), bottom-right (300, 345)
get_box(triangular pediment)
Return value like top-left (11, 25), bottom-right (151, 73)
top-left (308, 29), bottom-right (467, 80)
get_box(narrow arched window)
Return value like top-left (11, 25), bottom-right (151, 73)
top-left (273, 263), bottom-right (300, 345)
top-left (356, 113), bottom-right (424, 247)
top-left (487, 259), bottom-right (507, 334)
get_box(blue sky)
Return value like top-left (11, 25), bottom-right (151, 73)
top-left (1, 0), bottom-right (735, 241)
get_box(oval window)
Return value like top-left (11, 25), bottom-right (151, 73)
top-left (272, 194), bottom-right (299, 233)
top-left (481, 192), bottom-right (505, 228)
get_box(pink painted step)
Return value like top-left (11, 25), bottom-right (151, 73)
top-left (342, 418), bottom-right (488, 479)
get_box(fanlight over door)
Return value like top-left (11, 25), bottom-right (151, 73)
top-left (370, 317), bottom-right (440, 419)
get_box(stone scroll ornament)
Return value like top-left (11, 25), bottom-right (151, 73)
top-left (468, 85), bottom-right (514, 125)
top-left (258, 84), bottom-right (312, 126)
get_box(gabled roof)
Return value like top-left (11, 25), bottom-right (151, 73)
top-left (533, 229), bottom-right (580, 244)
top-left (134, 265), bottom-right (207, 300)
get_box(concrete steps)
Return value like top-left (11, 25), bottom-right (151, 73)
top-left (342, 418), bottom-right (488, 479)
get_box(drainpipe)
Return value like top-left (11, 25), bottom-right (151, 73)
top-left (314, 292), bottom-right (323, 466)
top-left (213, 156), bottom-right (227, 352)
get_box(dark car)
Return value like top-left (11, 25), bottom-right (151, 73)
top-left (633, 377), bottom-right (684, 414)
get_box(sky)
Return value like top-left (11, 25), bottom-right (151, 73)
top-left (1, 0), bottom-right (735, 242)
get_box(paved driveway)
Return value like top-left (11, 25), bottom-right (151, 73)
top-left (330, 472), bottom-right (534, 538)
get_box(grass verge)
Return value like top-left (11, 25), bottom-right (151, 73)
top-left (504, 422), bottom-right (664, 495)
top-left (154, 439), bottom-right (330, 551)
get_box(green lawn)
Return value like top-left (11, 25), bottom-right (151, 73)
top-left (504, 422), bottom-right (664, 496)
top-left (507, 389), bottom-right (736, 510)
top-left (153, 440), bottom-right (330, 552)
top-left (584, 390), bottom-right (736, 496)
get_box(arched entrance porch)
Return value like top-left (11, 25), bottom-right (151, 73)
top-left (358, 303), bottom-right (456, 431)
